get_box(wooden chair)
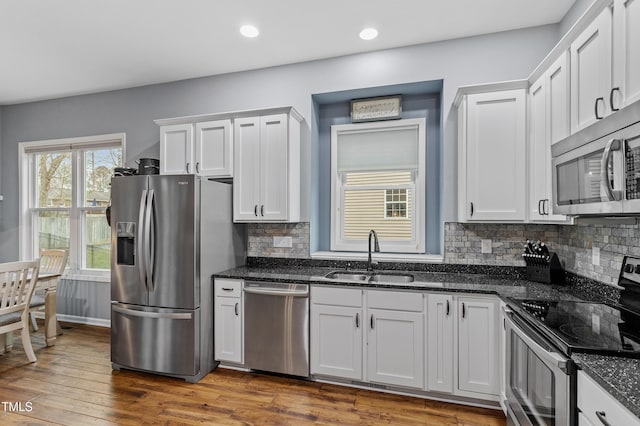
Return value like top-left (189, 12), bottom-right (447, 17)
top-left (29, 249), bottom-right (68, 344)
top-left (0, 259), bottom-right (41, 362)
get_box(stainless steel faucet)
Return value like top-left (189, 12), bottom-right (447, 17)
top-left (367, 230), bottom-right (380, 271)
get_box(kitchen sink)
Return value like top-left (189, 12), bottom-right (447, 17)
top-left (369, 273), bottom-right (415, 283)
top-left (324, 271), bottom-right (369, 281)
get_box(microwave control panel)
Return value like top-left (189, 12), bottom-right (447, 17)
top-left (626, 143), bottom-right (640, 200)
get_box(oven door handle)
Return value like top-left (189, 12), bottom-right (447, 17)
top-left (503, 306), bottom-right (571, 374)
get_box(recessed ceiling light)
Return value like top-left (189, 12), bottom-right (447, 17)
top-left (359, 28), bottom-right (378, 41)
top-left (240, 25), bottom-right (259, 38)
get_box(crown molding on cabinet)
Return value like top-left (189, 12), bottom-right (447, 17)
top-left (452, 79), bottom-right (529, 108)
top-left (154, 106), bottom-right (304, 127)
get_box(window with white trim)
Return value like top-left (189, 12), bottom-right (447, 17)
top-left (19, 134), bottom-right (124, 275)
top-left (330, 119), bottom-right (425, 253)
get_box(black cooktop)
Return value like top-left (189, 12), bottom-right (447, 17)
top-left (508, 255), bottom-right (640, 358)
top-left (509, 299), bottom-right (640, 357)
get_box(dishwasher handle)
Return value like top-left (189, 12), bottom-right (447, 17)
top-left (243, 286), bottom-right (309, 297)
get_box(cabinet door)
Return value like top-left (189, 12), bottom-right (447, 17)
top-left (464, 89), bottom-right (526, 221)
top-left (310, 304), bottom-right (362, 380)
top-left (529, 76), bottom-right (548, 222)
top-left (427, 294), bottom-right (454, 393)
top-left (571, 6), bottom-right (613, 133)
top-left (160, 124), bottom-right (193, 175)
top-left (548, 51), bottom-right (571, 146)
top-left (260, 114), bottom-right (289, 220)
top-left (233, 117), bottom-right (261, 221)
top-left (367, 308), bottom-right (424, 389)
top-left (458, 297), bottom-right (498, 396)
top-left (613, 0), bottom-right (640, 108)
top-left (214, 296), bottom-right (242, 364)
top-left (195, 119), bottom-right (233, 177)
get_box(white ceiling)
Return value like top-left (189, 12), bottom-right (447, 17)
top-left (0, 0), bottom-right (576, 106)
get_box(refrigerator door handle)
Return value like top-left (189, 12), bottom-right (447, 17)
top-left (144, 189), bottom-right (155, 292)
top-left (112, 305), bottom-right (193, 320)
top-left (137, 189), bottom-right (148, 289)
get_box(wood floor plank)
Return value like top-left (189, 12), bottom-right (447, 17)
top-left (0, 320), bottom-right (507, 425)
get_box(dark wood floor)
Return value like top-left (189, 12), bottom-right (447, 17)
top-left (0, 322), bottom-right (506, 425)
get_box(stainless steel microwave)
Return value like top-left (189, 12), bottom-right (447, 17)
top-left (552, 100), bottom-right (640, 216)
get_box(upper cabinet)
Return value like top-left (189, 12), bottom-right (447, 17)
top-left (457, 87), bottom-right (527, 222)
top-left (233, 108), bottom-right (305, 222)
top-left (571, 0), bottom-right (640, 133)
top-left (158, 118), bottom-right (233, 178)
top-left (528, 55), bottom-right (569, 222)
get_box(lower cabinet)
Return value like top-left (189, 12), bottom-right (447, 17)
top-left (427, 294), bottom-right (454, 393)
top-left (214, 279), bottom-right (243, 364)
top-left (578, 370), bottom-right (640, 426)
top-left (457, 296), bottom-right (499, 396)
top-left (367, 291), bottom-right (424, 389)
top-left (310, 286), bottom-right (499, 400)
top-left (310, 286), bottom-right (424, 389)
top-left (310, 287), bottom-right (363, 380)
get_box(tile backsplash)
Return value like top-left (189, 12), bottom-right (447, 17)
top-left (246, 221), bottom-right (640, 286)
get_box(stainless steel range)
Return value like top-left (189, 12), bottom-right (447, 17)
top-left (504, 255), bottom-right (640, 426)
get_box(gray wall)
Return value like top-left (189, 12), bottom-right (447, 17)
top-left (0, 23), bottom-right (560, 263)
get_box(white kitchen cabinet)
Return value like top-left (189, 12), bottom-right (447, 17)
top-left (571, 6), bottom-right (613, 132)
top-left (214, 279), bottom-right (243, 364)
top-left (578, 370), bottom-right (640, 426)
top-left (528, 71), bottom-right (568, 222)
top-left (233, 109), bottom-right (304, 222)
top-left (613, 0), bottom-right (640, 109)
top-left (547, 52), bottom-right (571, 145)
top-left (366, 290), bottom-right (424, 389)
top-left (458, 88), bottom-right (527, 221)
top-left (457, 296), bottom-right (499, 396)
top-left (570, 0), bottom-right (640, 132)
top-left (159, 119), bottom-right (233, 177)
top-left (310, 286), bottom-right (363, 380)
top-left (426, 294), bottom-right (454, 393)
top-left (160, 123), bottom-right (193, 175)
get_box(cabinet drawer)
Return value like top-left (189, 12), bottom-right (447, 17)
top-left (578, 371), bottom-right (640, 426)
top-left (215, 279), bottom-right (243, 298)
top-left (311, 286), bottom-right (362, 307)
top-left (367, 290), bottom-right (423, 312)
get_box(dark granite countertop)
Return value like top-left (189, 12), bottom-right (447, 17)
top-left (213, 260), bottom-right (637, 417)
top-left (214, 265), bottom-right (587, 302)
top-left (573, 353), bottom-right (640, 419)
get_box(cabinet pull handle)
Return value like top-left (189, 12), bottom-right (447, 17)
top-left (462, 302), bottom-right (466, 318)
top-left (355, 313), bottom-right (360, 328)
top-left (470, 202), bottom-right (474, 217)
top-left (370, 314), bottom-right (374, 330)
top-left (222, 287), bottom-right (234, 291)
top-left (186, 162), bottom-right (190, 173)
top-left (538, 199), bottom-right (544, 216)
top-left (446, 300), bottom-right (450, 316)
top-left (610, 87), bottom-right (621, 112)
top-left (234, 302), bottom-right (239, 316)
top-left (260, 205), bottom-right (264, 216)
top-left (195, 162), bottom-right (200, 174)
top-left (595, 97), bottom-right (605, 119)
top-left (254, 205), bottom-right (258, 217)
top-left (544, 199), bottom-right (550, 215)
top-left (595, 411), bottom-right (611, 426)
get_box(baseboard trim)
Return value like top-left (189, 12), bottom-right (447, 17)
top-left (33, 312), bottom-right (110, 328)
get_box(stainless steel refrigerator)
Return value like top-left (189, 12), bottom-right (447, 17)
top-left (110, 174), bottom-right (245, 383)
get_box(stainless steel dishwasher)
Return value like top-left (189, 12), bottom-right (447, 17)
top-left (243, 281), bottom-right (309, 377)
